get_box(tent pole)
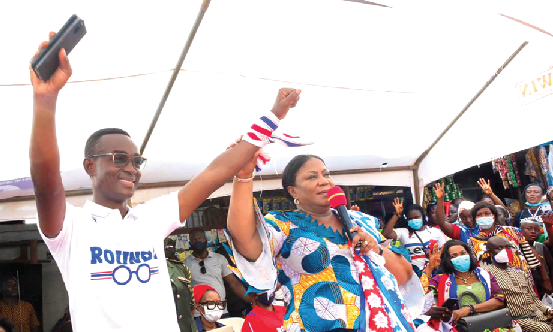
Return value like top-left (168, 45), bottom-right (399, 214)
top-left (139, 0), bottom-right (212, 155)
top-left (413, 168), bottom-right (421, 205)
top-left (413, 41), bottom-right (528, 169)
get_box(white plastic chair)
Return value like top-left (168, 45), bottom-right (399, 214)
top-left (217, 317), bottom-right (245, 332)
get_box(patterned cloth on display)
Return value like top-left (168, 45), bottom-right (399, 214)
top-left (226, 205), bottom-right (419, 332)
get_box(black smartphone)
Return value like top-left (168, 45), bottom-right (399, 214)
top-left (443, 298), bottom-right (458, 310)
top-left (32, 14), bottom-right (86, 81)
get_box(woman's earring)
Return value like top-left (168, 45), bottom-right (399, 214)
top-left (294, 198), bottom-right (299, 205)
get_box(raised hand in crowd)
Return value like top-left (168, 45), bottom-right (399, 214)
top-left (350, 204), bottom-right (360, 212)
top-left (434, 182), bottom-right (445, 200)
top-left (393, 197), bottom-right (404, 217)
top-left (381, 197), bottom-right (404, 240)
top-left (425, 244), bottom-right (441, 276)
top-left (477, 178), bottom-right (493, 195)
top-left (433, 183), bottom-right (455, 237)
top-left (477, 178), bottom-right (505, 207)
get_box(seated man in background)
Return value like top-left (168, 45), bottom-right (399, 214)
top-left (0, 277), bottom-right (40, 332)
top-left (185, 229), bottom-right (253, 318)
top-left (482, 236), bottom-right (553, 332)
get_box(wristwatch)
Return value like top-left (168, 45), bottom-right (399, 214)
top-left (468, 305), bottom-right (476, 316)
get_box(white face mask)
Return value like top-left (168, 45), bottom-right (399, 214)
top-left (273, 289), bottom-right (285, 306)
top-left (201, 307), bottom-right (223, 322)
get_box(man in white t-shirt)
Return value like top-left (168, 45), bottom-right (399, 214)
top-left (29, 33), bottom-right (301, 332)
top-left (382, 200), bottom-right (446, 271)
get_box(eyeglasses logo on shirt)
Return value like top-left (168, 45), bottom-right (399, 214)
top-left (89, 246), bottom-right (159, 285)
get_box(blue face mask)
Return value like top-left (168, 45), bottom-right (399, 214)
top-left (451, 254), bottom-right (471, 272)
top-left (526, 202), bottom-right (542, 208)
top-left (408, 218), bottom-right (424, 230)
top-left (476, 216), bottom-right (494, 229)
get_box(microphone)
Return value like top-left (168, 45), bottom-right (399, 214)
top-left (327, 186), bottom-right (359, 246)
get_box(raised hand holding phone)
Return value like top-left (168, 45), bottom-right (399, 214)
top-left (30, 32), bottom-right (73, 98)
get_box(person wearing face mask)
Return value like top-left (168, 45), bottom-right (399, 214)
top-left (241, 287), bottom-right (286, 332)
top-left (421, 240), bottom-right (507, 330)
top-left (382, 198), bottom-right (447, 273)
top-left (193, 285), bottom-right (227, 331)
top-left (434, 184), bottom-right (536, 276)
top-left (514, 183), bottom-right (547, 228)
top-left (184, 229), bottom-right (253, 318)
top-left (482, 236), bottom-right (553, 332)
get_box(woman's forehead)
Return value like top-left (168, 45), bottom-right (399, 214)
top-left (202, 290), bottom-right (220, 301)
top-left (298, 158), bottom-right (326, 173)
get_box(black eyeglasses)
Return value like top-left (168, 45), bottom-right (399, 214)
top-left (199, 260), bottom-right (206, 274)
top-left (88, 152), bottom-right (147, 170)
top-left (199, 301), bottom-right (227, 310)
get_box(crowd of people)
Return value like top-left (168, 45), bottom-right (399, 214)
top-left (2, 33), bottom-right (552, 332)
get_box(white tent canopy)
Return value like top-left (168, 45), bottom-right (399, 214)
top-left (1, 0), bottom-right (553, 211)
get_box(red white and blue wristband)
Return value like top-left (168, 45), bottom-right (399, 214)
top-left (243, 112), bottom-right (313, 172)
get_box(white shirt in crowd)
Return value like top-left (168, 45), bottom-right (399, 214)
top-left (395, 226), bottom-right (446, 271)
top-left (184, 250), bottom-right (232, 315)
top-left (39, 192), bottom-right (184, 332)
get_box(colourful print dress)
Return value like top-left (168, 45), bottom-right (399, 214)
top-left (227, 207), bottom-right (418, 332)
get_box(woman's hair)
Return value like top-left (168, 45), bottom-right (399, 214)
top-left (0, 318), bottom-right (14, 332)
top-left (523, 182), bottom-right (544, 198)
top-left (405, 204), bottom-right (426, 222)
top-left (281, 155), bottom-right (325, 201)
top-left (440, 240), bottom-right (477, 274)
top-left (471, 202), bottom-right (498, 223)
top-left (425, 203), bottom-right (436, 218)
top-left (477, 193), bottom-right (493, 203)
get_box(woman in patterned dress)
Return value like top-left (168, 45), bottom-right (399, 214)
top-left (226, 154), bottom-right (419, 332)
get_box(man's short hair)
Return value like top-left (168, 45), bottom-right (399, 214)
top-left (190, 228), bottom-right (206, 238)
top-left (84, 128), bottom-right (130, 157)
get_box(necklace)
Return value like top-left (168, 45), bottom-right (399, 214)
top-left (527, 206), bottom-right (542, 219)
top-left (456, 271), bottom-right (473, 287)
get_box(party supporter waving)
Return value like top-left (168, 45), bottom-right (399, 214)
top-left (477, 178), bottom-right (506, 208)
top-left (381, 198), bottom-right (446, 273)
top-left (226, 154), bottom-right (418, 332)
top-left (433, 183), bottom-right (538, 284)
top-left (29, 32), bottom-right (301, 332)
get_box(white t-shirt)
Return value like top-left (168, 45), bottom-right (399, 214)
top-left (395, 226), bottom-right (446, 271)
top-left (38, 192), bottom-right (184, 332)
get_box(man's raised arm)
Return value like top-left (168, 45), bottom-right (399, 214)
top-left (29, 32), bottom-right (73, 238)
